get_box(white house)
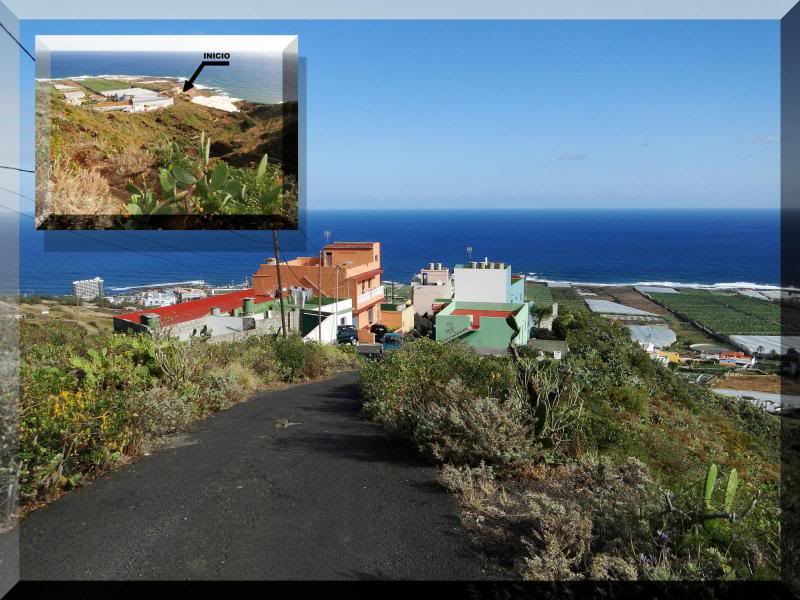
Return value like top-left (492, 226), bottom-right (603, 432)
top-left (101, 87), bottom-right (160, 101)
top-left (63, 90), bottom-right (85, 105)
top-left (411, 262), bottom-right (453, 316)
top-left (300, 298), bottom-right (354, 344)
top-left (453, 259), bottom-right (512, 303)
top-left (131, 96), bottom-right (174, 112)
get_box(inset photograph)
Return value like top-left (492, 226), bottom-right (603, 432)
top-left (35, 35), bottom-right (298, 230)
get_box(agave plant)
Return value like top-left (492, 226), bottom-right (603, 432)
top-left (125, 176), bottom-right (178, 216)
top-left (126, 131), bottom-right (291, 217)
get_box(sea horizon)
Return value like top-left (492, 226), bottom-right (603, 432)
top-left (9, 208), bottom-right (781, 295)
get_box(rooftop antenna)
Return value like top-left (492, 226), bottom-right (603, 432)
top-left (324, 230), bottom-right (332, 245)
top-left (466, 245), bottom-right (473, 261)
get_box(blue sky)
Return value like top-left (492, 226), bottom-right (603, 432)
top-left (16, 19), bottom-right (781, 210)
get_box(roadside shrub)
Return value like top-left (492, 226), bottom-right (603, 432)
top-left (20, 322), bottom-right (354, 501)
top-left (274, 334), bottom-right (309, 382)
top-left (237, 339), bottom-right (281, 385)
top-left (361, 338), bottom-right (515, 431)
top-left (134, 386), bottom-right (195, 439)
top-left (518, 491), bottom-right (592, 580)
top-left (415, 379), bottom-right (541, 468)
top-left (440, 462), bottom-right (498, 512)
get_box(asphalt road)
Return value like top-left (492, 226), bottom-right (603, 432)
top-left (19, 371), bottom-right (488, 580)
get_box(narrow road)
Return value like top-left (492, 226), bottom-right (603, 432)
top-left (20, 372), bottom-right (487, 580)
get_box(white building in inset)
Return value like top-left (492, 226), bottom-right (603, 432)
top-left (100, 88), bottom-right (160, 101)
top-left (72, 277), bottom-right (104, 301)
top-left (63, 90), bottom-right (85, 105)
top-left (131, 96), bottom-right (174, 112)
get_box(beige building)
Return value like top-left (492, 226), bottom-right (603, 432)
top-left (411, 262), bottom-right (453, 316)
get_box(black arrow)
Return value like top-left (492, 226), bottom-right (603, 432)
top-left (183, 60), bottom-right (229, 92)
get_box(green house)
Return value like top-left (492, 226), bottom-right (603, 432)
top-left (435, 301), bottom-right (532, 354)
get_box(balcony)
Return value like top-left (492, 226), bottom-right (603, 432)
top-left (357, 285), bottom-right (384, 307)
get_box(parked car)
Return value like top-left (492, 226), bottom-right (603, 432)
top-left (370, 323), bottom-right (389, 343)
top-left (336, 324), bottom-right (359, 345)
top-left (381, 332), bottom-right (404, 354)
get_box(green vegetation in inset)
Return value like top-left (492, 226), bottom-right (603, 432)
top-left (125, 131), bottom-right (294, 218)
top-left (76, 78), bottom-right (136, 94)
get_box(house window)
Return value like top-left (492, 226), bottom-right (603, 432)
top-left (368, 307), bottom-right (374, 322)
top-left (340, 316), bottom-right (346, 325)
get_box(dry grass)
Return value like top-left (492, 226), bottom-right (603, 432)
top-left (19, 300), bottom-right (115, 337)
top-left (46, 156), bottom-right (120, 216)
top-left (106, 148), bottom-right (153, 179)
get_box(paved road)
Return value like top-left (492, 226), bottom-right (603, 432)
top-left (20, 372), bottom-right (487, 580)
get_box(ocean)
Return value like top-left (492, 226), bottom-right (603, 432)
top-left (13, 209), bottom-right (781, 295)
top-left (43, 51), bottom-right (290, 104)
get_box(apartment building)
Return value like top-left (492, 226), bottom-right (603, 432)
top-left (411, 262), bottom-right (453, 316)
top-left (252, 241), bottom-right (384, 334)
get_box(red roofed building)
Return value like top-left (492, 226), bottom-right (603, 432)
top-left (113, 289), bottom-right (276, 339)
top-left (253, 241), bottom-right (384, 338)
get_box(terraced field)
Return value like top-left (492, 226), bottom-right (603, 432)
top-left (525, 284), bottom-right (554, 307)
top-left (648, 289), bottom-right (791, 335)
top-left (549, 286), bottom-right (588, 314)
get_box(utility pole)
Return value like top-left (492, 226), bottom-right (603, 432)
top-left (272, 230), bottom-right (287, 338)
top-left (318, 250), bottom-right (323, 344)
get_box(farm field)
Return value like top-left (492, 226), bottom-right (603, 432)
top-left (647, 288), bottom-right (792, 336)
top-left (76, 78), bottom-right (145, 94)
top-left (524, 283), bottom-right (554, 307)
top-left (549, 286), bottom-right (588, 313)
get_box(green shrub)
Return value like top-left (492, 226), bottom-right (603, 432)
top-left (20, 323), bottom-right (354, 501)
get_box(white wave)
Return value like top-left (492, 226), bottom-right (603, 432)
top-left (524, 276), bottom-right (791, 291)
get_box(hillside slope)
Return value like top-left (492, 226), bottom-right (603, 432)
top-left (35, 83), bottom-right (298, 227)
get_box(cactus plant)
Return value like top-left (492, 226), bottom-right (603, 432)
top-left (126, 131), bottom-right (292, 217)
top-left (700, 462), bottom-right (743, 528)
top-left (703, 463), bottom-right (717, 510)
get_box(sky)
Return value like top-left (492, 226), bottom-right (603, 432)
top-left (10, 19), bottom-right (783, 210)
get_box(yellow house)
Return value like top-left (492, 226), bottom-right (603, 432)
top-left (381, 301), bottom-right (414, 332)
top-left (655, 350), bottom-right (681, 364)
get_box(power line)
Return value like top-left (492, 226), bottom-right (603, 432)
top-left (0, 201), bottom-right (246, 276)
top-left (0, 184), bottom-right (256, 271)
top-left (0, 165), bottom-right (34, 173)
top-left (0, 18), bottom-right (34, 62)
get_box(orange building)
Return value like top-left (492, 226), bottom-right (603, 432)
top-left (252, 241), bottom-right (384, 336)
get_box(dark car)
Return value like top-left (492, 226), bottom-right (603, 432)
top-left (381, 332), bottom-right (404, 354)
top-left (336, 324), bottom-right (359, 345)
top-left (370, 323), bottom-right (389, 343)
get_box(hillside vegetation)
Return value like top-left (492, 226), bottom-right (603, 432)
top-left (20, 319), bottom-right (355, 507)
top-left (36, 83), bottom-right (298, 227)
top-left (360, 310), bottom-right (780, 580)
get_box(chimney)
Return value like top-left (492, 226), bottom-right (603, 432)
top-left (210, 306), bottom-right (221, 316)
top-left (242, 297), bottom-right (255, 315)
top-left (429, 262), bottom-right (435, 270)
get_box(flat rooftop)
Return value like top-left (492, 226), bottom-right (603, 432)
top-left (451, 308), bottom-right (513, 329)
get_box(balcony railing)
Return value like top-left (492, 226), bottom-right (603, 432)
top-left (357, 285), bottom-right (384, 307)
